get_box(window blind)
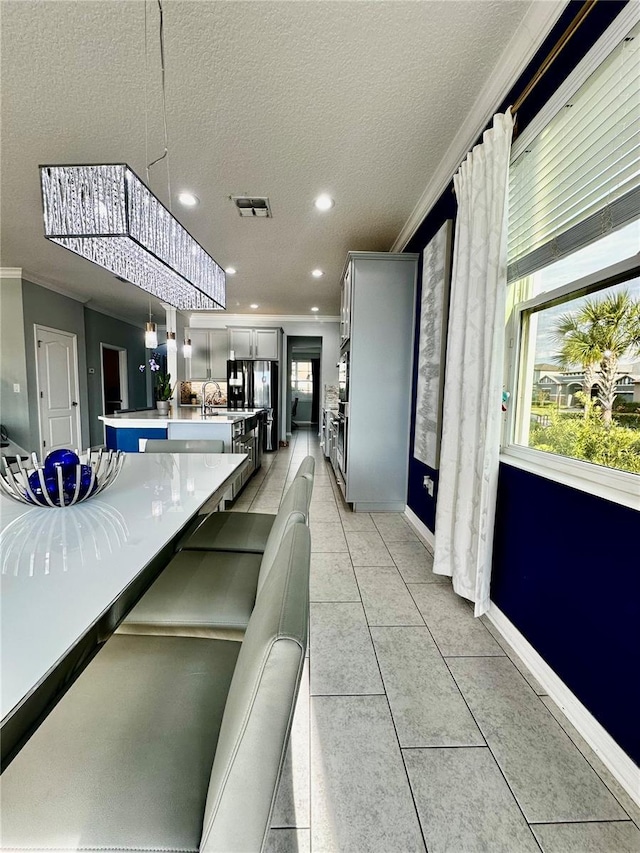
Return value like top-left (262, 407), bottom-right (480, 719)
top-left (507, 22), bottom-right (639, 283)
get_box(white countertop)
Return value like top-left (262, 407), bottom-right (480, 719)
top-left (0, 451), bottom-right (246, 724)
top-left (100, 409), bottom-right (263, 428)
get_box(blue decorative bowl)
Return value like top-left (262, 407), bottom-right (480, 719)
top-left (0, 448), bottom-right (124, 508)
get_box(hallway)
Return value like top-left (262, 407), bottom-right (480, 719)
top-left (235, 429), bottom-right (640, 853)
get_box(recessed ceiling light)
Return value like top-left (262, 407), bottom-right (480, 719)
top-left (311, 307), bottom-right (319, 312)
top-left (250, 303), bottom-right (259, 309)
top-left (314, 194), bottom-right (334, 211)
top-left (226, 267), bottom-right (237, 275)
top-left (311, 269), bottom-right (324, 278)
top-left (178, 191), bottom-right (199, 207)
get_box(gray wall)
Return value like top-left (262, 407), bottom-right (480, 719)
top-left (0, 277), bottom-right (30, 449)
top-left (22, 279), bottom-right (90, 452)
top-left (84, 307), bottom-right (148, 446)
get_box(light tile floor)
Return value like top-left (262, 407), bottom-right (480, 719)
top-left (242, 429), bottom-right (640, 853)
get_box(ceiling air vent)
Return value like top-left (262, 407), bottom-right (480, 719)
top-left (230, 195), bottom-right (272, 218)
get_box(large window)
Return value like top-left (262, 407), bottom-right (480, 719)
top-left (504, 13), bottom-right (640, 504)
top-left (512, 260), bottom-right (640, 475)
top-left (291, 361), bottom-right (313, 396)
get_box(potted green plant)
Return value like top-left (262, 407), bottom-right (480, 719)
top-left (140, 354), bottom-right (175, 415)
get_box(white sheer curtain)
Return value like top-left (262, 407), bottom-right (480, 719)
top-left (433, 110), bottom-right (514, 617)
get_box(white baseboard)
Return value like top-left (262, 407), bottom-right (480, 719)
top-left (488, 604), bottom-right (640, 807)
top-left (404, 507), bottom-right (435, 553)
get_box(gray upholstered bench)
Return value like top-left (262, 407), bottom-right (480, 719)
top-left (180, 455), bottom-right (315, 553)
top-left (117, 476), bottom-right (311, 640)
top-left (0, 523), bottom-right (310, 853)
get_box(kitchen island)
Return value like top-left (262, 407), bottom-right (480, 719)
top-left (100, 409), bottom-right (264, 453)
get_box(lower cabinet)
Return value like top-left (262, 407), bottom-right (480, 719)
top-left (105, 426), bottom-right (167, 452)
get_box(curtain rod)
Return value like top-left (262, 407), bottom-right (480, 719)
top-left (452, 0), bottom-right (598, 190)
top-left (511, 0), bottom-right (598, 116)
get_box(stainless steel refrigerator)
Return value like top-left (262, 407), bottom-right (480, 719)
top-left (227, 360), bottom-right (279, 451)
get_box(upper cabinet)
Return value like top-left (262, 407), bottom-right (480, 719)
top-left (185, 328), bottom-right (228, 379)
top-left (186, 326), bottom-right (281, 378)
top-left (228, 327), bottom-right (280, 361)
top-left (340, 263), bottom-right (352, 345)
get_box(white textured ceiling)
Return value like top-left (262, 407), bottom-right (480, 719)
top-left (1, 0), bottom-right (561, 323)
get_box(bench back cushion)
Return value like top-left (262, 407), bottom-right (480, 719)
top-left (257, 476), bottom-right (310, 594)
top-left (200, 523), bottom-right (310, 853)
top-left (144, 439), bottom-right (225, 453)
top-left (294, 455), bottom-right (315, 485)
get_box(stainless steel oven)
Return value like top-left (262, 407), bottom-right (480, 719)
top-left (338, 348), bottom-right (350, 404)
top-left (336, 410), bottom-right (348, 482)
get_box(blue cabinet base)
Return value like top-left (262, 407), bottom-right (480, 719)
top-left (106, 426), bottom-right (167, 452)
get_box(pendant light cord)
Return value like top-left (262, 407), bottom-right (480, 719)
top-left (145, 0), bottom-right (172, 212)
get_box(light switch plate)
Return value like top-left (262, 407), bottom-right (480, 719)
top-left (13, 383), bottom-right (20, 393)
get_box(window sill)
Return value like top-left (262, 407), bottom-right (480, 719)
top-left (499, 445), bottom-right (640, 512)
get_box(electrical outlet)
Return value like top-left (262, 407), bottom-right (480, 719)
top-left (13, 383), bottom-right (20, 393)
top-left (423, 475), bottom-right (434, 497)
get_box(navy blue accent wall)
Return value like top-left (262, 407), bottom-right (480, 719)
top-left (492, 464), bottom-right (640, 764)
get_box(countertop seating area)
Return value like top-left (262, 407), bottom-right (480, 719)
top-left (0, 522), bottom-right (311, 852)
top-left (179, 455), bottom-right (315, 552)
top-left (118, 466), bottom-right (314, 640)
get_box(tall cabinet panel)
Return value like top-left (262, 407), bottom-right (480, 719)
top-left (341, 252), bottom-right (418, 511)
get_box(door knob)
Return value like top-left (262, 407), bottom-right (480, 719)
top-left (72, 401), bottom-right (78, 406)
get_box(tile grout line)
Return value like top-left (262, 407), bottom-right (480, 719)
top-left (387, 543), bottom-right (544, 850)
top-left (351, 550), bottom-right (431, 853)
top-left (527, 818), bottom-right (636, 826)
top-left (435, 647), bottom-right (545, 849)
top-left (309, 441), bottom-right (428, 850)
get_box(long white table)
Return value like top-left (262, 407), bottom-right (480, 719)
top-left (0, 452), bottom-right (247, 764)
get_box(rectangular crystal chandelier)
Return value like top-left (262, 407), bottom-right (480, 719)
top-left (40, 164), bottom-right (226, 311)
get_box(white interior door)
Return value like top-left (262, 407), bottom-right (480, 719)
top-left (35, 325), bottom-right (81, 454)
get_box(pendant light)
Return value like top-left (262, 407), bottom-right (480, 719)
top-left (145, 321), bottom-right (158, 349)
top-left (183, 338), bottom-right (192, 359)
top-left (166, 331), bottom-right (177, 352)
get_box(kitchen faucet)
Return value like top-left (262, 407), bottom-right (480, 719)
top-left (201, 381), bottom-right (222, 415)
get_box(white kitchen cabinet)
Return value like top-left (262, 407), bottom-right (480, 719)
top-left (228, 328), bottom-right (253, 359)
top-left (228, 327), bottom-right (280, 360)
top-left (254, 328), bottom-right (279, 359)
top-left (185, 329), bottom-right (228, 379)
top-left (339, 252), bottom-right (419, 511)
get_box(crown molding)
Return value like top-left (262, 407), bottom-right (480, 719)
top-left (18, 268), bottom-right (149, 328)
top-left (187, 313), bottom-right (340, 328)
top-left (84, 302), bottom-right (149, 329)
top-left (391, 0), bottom-right (567, 252)
top-left (0, 267), bottom-right (23, 279)
top-left (19, 269), bottom-right (90, 304)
